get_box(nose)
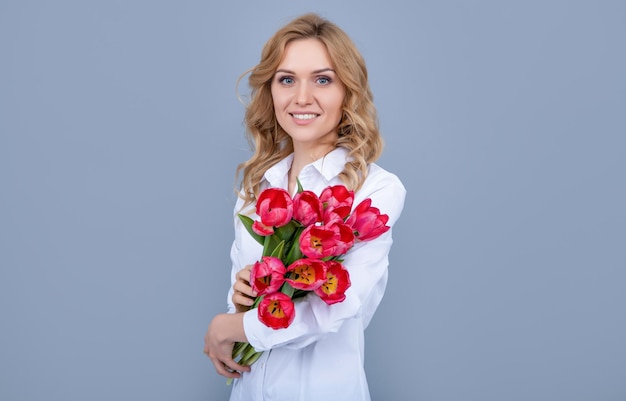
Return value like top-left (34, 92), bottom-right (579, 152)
top-left (295, 82), bottom-right (313, 105)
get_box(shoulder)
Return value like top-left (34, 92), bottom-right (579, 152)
top-left (232, 190), bottom-right (255, 219)
top-left (355, 163), bottom-right (406, 227)
top-left (364, 163), bottom-right (405, 192)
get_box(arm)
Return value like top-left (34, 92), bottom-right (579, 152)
top-left (205, 196), bottom-right (258, 378)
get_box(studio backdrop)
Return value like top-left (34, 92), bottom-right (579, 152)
top-left (1, 1), bottom-right (624, 400)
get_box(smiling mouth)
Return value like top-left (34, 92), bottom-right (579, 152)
top-left (290, 113), bottom-right (319, 120)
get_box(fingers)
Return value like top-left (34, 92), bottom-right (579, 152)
top-left (237, 265), bottom-right (252, 282)
top-left (204, 343), bottom-right (250, 378)
top-left (224, 357), bottom-right (249, 375)
top-left (233, 293), bottom-right (254, 312)
top-left (233, 284), bottom-right (256, 312)
top-left (233, 266), bottom-right (257, 312)
top-left (235, 265), bottom-right (253, 290)
top-left (232, 265), bottom-right (257, 306)
top-left (207, 352), bottom-right (246, 379)
top-left (233, 279), bottom-right (257, 299)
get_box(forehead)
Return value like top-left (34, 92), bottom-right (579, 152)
top-left (277, 38), bottom-right (334, 71)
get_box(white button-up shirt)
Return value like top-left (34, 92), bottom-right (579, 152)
top-left (227, 147), bottom-right (406, 401)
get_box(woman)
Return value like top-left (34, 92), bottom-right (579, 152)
top-left (204, 13), bottom-right (406, 401)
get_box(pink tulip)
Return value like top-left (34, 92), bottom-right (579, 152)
top-left (314, 260), bottom-right (351, 305)
top-left (326, 221), bottom-right (355, 256)
top-left (346, 198), bottom-right (390, 241)
top-left (323, 204), bottom-right (352, 224)
top-left (293, 190), bottom-right (323, 226)
top-left (299, 222), bottom-right (356, 259)
top-left (298, 225), bottom-right (337, 259)
top-left (320, 185), bottom-right (354, 214)
top-left (258, 292), bottom-right (295, 329)
top-left (285, 259), bottom-right (327, 291)
top-left (250, 256), bottom-right (286, 296)
top-left (256, 188), bottom-right (294, 228)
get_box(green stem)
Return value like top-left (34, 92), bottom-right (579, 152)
top-left (241, 349), bottom-right (263, 366)
top-left (232, 341), bottom-right (246, 359)
top-left (239, 343), bottom-right (258, 364)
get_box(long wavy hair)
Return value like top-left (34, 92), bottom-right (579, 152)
top-left (237, 13), bottom-right (383, 207)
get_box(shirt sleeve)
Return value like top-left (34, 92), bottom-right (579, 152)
top-left (243, 169), bottom-right (406, 351)
top-left (226, 195), bottom-right (252, 315)
top-left (226, 240), bottom-right (239, 314)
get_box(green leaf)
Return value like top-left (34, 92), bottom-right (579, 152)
top-left (285, 245), bottom-right (303, 266)
top-left (263, 234), bottom-right (272, 255)
top-left (296, 177), bottom-right (304, 193)
top-left (280, 281), bottom-right (296, 298)
top-left (269, 240), bottom-right (286, 259)
top-left (284, 227), bottom-right (304, 265)
top-left (238, 214), bottom-right (265, 245)
top-left (274, 220), bottom-right (298, 242)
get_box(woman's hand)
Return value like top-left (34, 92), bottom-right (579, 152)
top-left (232, 264), bottom-right (257, 313)
top-left (204, 313), bottom-right (250, 379)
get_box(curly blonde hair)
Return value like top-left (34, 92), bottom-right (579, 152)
top-left (237, 13), bottom-right (383, 206)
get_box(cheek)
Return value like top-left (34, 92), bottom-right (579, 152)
top-left (326, 91), bottom-right (345, 117)
top-left (271, 86), bottom-right (289, 110)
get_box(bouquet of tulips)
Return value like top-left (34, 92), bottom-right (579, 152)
top-left (231, 181), bottom-right (390, 369)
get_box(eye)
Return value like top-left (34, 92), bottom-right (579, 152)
top-left (278, 75), bottom-right (295, 85)
top-left (316, 76), bottom-right (332, 85)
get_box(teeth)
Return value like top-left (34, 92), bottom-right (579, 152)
top-left (292, 113), bottom-right (317, 120)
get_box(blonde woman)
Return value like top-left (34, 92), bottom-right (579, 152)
top-left (204, 13), bottom-right (406, 401)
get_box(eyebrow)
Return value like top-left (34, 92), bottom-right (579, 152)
top-left (275, 68), bottom-right (336, 75)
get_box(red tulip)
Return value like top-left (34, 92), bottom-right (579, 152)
top-left (346, 198), bottom-right (390, 241)
top-left (285, 259), bottom-right (327, 291)
top-left (314, 261), bottom-right (351, 305)
top-left (298, 225), bottom-right (337, 259)
top-left (293, 190), bottom-right (323, 226)
top-left (250, 256), bottom-right (286, 296)
top-left (258, 292), bottom-right (295, 329)
top-left (256, 188), bottom-right (294, 228)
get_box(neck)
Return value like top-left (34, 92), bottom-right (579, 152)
top-left (288, 143), bottom-right (336, 193)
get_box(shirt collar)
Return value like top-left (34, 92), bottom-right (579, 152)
top-left (263, 147), bottom-right (349, 189)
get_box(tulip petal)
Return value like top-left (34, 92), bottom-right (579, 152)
top-left (252, 220), bottom-right (274, 236)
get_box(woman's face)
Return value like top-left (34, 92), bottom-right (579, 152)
top-left (271, 38), bottom-right (346, 153)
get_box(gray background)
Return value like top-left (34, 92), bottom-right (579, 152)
top-left (1, 1), bottom-right (624, 400)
